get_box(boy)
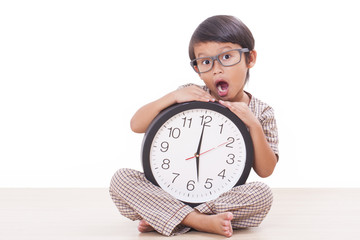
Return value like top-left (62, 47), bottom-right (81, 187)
top-left (110, 15), bottom-right (278, 237)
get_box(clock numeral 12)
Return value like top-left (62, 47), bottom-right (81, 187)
top-left (200, 115), bottom-right (212, 127)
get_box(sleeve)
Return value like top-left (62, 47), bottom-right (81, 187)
top-left (260, 106), bottom-right (279, 159)
top-left (177, 83), bottom-right (209, 92)
top-left (177, 83), bottom-right (194, 89)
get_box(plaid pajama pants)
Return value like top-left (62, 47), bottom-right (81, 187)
top-left (109, 168), bottom-right (273, 236)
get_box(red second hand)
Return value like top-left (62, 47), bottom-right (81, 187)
top-left (185, 140), bottom-right (230, 160)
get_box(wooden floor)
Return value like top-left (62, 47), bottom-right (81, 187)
top-left (1, 188), bottom-right (360, 239)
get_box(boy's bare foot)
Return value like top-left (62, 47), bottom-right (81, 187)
top-left (138, 220), bottom-right (155, 233)
top-left (182, 211), bottom-right (234, 237)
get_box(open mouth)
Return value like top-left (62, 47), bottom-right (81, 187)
top-left (216, 80), bottom-right (229, 97)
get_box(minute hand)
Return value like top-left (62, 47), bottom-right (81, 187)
top-left (195, 124), bottom-right (206, 182)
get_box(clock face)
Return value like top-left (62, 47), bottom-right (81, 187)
top-left (142, 101), bottom-right (253, 206)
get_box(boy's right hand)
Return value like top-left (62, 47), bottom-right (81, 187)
top-left (172, 85), bottom-right (215, 104)
top-left (131, 85), bottom-right (215, 133)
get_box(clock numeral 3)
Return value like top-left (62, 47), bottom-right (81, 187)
top-left (226, 154), bottom-right (235, 164)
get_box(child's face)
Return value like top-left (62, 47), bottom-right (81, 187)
top-left (193, 42), bottom-right (256, 102)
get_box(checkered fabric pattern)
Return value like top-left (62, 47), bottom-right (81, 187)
top-left (110, 169), bottom-right (273, 236)
top-left (109, 169), bottom-right (194, 236)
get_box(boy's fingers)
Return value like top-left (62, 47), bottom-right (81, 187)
top-left (219, 100), bottom-right (231, 107)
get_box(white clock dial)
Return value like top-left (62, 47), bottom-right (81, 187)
top-left (149, 108), bottom-right (247, 204)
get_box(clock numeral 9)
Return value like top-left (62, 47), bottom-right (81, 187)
top-left (161, 159), bottom-right (170, 170)
top-left (160, 141), bottom-right (169, 152)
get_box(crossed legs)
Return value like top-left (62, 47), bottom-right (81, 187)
top-left (109, 168), bottom-right (273, 236)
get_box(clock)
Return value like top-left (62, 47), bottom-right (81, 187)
top-left (141, 101), bottom-right (253, 207)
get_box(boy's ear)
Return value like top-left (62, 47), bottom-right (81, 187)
top-left (247, 50), bottom-right (257, 69)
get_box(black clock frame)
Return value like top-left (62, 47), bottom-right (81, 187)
top-left (141, 101), bottom-right (254, 207)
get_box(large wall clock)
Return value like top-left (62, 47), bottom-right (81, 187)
top-left (142, 101), bottom-right (253, 207)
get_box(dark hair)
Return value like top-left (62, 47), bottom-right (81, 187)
top-left (189, 15), bottom-right (255, 82)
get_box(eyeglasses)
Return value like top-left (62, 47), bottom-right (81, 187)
top-left (190, 48), bottom-right (249, 73)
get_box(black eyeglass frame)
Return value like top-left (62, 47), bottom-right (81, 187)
top-left (190, 48), bottom-right (250, 73)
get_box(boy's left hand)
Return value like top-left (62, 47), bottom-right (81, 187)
top-left (219, 100), bottom-right (260, 129)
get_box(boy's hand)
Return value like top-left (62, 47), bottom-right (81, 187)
top-left (219, 100), bottom-right (260, 129)
top-left (172, 85), bottom-right (215, 103)
top-left (219, 100), bottom-right (278, 178)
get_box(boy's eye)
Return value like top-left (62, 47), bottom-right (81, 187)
top-left (222, 54), bottom-right (232, 60)
top-left (201, 59), bottom-right (211, 65)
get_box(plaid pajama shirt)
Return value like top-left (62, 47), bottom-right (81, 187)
top-left (109, 86), bottom-right (279, 236)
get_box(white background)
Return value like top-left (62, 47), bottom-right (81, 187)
top-left (1, 0), bottom-right (359, 188)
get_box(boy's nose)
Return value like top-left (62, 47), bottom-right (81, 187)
top-left (212, 59), bottom-right (223, 74)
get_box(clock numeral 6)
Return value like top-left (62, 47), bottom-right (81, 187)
top-left (161, 159), bottom-right (170, 170)
top-left (187, 180), bottom-right (195, 191)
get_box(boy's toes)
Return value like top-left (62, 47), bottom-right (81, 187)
top-left (138, 220), bottom-right (155, 233)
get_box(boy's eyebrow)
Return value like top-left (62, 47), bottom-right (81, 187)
top-left (197, 46), bottom-right (234, 58)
